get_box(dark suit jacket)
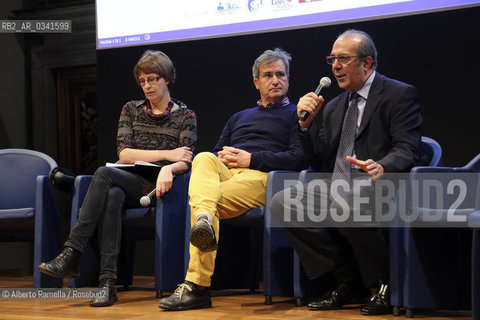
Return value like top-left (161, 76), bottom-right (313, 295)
top-left (299, 72), bottom-right (425, 173)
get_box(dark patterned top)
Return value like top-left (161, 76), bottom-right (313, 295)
top-left (116, 98), bottom-right (197, 171)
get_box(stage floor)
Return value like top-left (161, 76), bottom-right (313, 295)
top-left (0, 275), bottom-right (471, 319)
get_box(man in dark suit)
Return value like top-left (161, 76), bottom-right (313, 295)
top-left (269, 29), bottom-right (425, 315)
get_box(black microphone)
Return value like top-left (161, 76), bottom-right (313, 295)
top-left (298, 76), bottom-right (331, 122)
top-left (140, 189), bottom-right (156, 207)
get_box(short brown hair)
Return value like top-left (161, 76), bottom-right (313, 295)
top-left (133, 50), bottom-right (176, 89)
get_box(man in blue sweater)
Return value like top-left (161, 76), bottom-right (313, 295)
top-left (159, 48), bottom-right (308, 311)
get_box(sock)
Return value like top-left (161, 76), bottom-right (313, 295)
top-left (196, 214), bottom-right (212, 225)
top-left (185, 280), bottom-right (207, 291)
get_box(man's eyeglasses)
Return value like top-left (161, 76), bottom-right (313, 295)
top-left (138, 76), bottom-right (162, 87)
top-left (325, 55), bottom-right (361, 65)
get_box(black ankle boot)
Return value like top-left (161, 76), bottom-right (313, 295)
top-left (37, 247), bottom-right (80, 278)
top-left (89, 277), bottom-right (118, 307)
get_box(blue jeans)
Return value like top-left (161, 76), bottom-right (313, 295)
top-left (65, 166), bottom-right (147, 280)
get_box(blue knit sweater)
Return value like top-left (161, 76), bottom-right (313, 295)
top-left (213, 102), bottom-right (309, 172)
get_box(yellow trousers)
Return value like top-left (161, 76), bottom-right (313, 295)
top-left (185, 152), bottom-right (267, 286)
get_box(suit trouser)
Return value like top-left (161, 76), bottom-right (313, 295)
top-left (185, 152), bottom-right (268, 286)
top-left (269, 179), bottom-right (389, 288)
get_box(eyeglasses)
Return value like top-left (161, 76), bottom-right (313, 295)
top-left (325, 55), bottom-right (361, 65)
top-left (138, 76), bottom-right (162, 87)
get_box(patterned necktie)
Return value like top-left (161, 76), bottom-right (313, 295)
top-left (331, 92), bottom-right (359, 194)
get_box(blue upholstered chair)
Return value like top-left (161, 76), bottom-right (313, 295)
top-left (290, 167), bottom-right (343, 306)
top-left (291, 137), bottom-right (443, 307)
top-left (391, 152), bottom-right (480, 318)
top-left (184, 170), bottom-right (301, 304)
top-left (0, 148), bottom-right (62, 288)
top-left (390, 136), bottom-right (444, 316)
top-left (263, 171), bottom-right (303, 304)
top-left (68, 171), bottom-right (190, 298)
top-left (467, 182), bottom-right (480, 320)
top-left (211, 207), bottom-right (263, 291)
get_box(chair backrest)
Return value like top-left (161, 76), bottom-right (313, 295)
top-left (460, 154), bottom-right (480, 211)
top-left (421, 136), bottom-right (443, 167)
top-left (460, 153), bottom-right (480, 173)
top-left (0, 148), bottom-right (57, 210)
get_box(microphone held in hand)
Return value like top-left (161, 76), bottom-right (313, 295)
top-left (140, 188), bottom-right (156, 207)
top-left (139, 175), bottom-right (175, 207)
top-left (298, 76), bottom-right (331, 122)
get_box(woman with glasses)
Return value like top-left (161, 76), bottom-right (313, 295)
top-left (38, 50), bottom-right (197, 307)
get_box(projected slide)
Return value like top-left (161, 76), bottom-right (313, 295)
top-left (96, 0), bottom-right (480, 49)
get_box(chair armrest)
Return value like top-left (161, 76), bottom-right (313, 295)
top-left (70, 175), bottom-right (93, 228)
top-left (33, 175), bottom-right (62, 288)
top-left (266, 170), bottom-right (299, 195)
top-left (263, 170), bottom-right (301, 297)
top-left (299, 168), bottom-right (324, 183)
top-left (265, 170), bottom-right (301, 226)
top-left (34, 175), bottom-right (61, 250)
top-left (411, 166), bottom-right (455, 173)
top-left (155, 171), bottom-right (190, 219)
top-left (155, 171), bottom-right (190, 290)
top-left (469, 210), bottom-right (480, 228)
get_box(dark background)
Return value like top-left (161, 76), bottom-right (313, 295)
top-left (97, 5), bottom-right (480, 167)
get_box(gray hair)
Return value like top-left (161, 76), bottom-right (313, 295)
top-left (133, 50), bottom-right (176, 89)
top-left (338, 29), bottom-right (378, 69)
top-left (252, 48), bottom-right (292, 78)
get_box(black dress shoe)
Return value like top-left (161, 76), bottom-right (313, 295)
top-left (37, 247), bottom-right (80, 278)
top-left (361, 283), bottom-right (392, 315)
top-left (308, 283), bottom-right (368, 310)
top-left (89, 277), bottom-right (118, 307)
top-left (190, 218), bottom-right (217, 252)
top-left (158, 281), bottom-right (211, 311)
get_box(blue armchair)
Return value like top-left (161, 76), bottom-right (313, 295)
top-left (291, 167), bottom-right (332, 306)
top-left (467, 179), bottom-right (480, 320)
top-left (0, 148), bottom-right (62, 288)
top-left (390, 136), bottom-right (444, 316)
top-left (263, 171), bottom-right (303, 304)
top-left (391, 152), bottom-right (480, 318)
top-left (68, 171), bottom-right (190, 298)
